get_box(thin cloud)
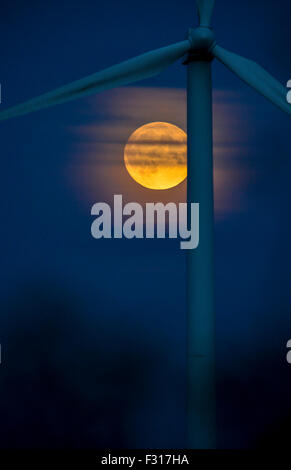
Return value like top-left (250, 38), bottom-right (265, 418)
top-left (68, 86), bottom-right (254, 216)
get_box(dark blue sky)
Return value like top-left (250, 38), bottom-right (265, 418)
top-left (0, 0), bottom-right (291, 449)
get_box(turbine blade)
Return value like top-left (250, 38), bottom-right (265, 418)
top-left (0, 40), bottom-right (190, 121)
top-left (213, 44), bottom-right (291, 116)
top-left (196, 0), bottom-right (215, 27)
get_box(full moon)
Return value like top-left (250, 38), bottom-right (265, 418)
top-left (124, 122), bottom-right (187, 190)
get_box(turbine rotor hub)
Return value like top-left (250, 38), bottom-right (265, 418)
top-left (188, 27), bottom-right (216, 54)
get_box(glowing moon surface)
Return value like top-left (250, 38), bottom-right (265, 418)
top-left (124, 122), bottom-right (187, 190)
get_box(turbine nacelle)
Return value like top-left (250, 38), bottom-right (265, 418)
top-left (188, 27), bottom-right (216, 55)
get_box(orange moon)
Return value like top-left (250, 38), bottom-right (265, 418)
top-left (124, 122), bottom-right (187, 190)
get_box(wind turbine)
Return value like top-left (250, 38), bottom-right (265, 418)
top-left (1, 0), bottom-right (290, 449)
